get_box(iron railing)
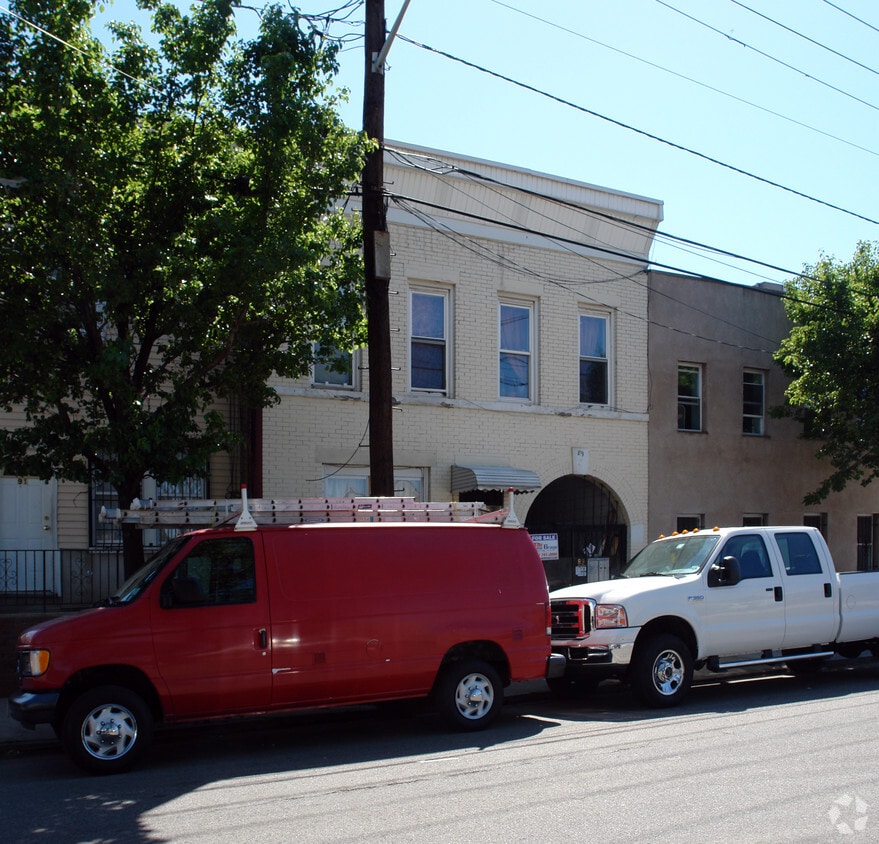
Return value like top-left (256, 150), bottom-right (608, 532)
top-left (0, 549), bottom-right (125, 612)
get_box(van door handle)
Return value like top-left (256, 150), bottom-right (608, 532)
top-left (257, 628), bottom-right (267, 649)
top-left (774, 586), bottom-right (783, 602)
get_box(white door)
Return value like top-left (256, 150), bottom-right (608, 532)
top-left (771, 530), bottom-right (839, 648)
top-left (0, 476), bottom-right (58, 594)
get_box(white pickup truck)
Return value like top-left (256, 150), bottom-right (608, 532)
top-left (549, 526), bottom-right (879, 706)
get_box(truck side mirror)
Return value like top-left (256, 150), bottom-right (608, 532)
top-left (708, 555), bottom-right (742, 588)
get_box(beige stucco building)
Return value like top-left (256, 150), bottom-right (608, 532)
top-left (648, 270), bottom-right (879, 571)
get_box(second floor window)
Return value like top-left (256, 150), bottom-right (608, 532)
top-left (411, 290), bottom-right (448, 393)
top-left (579, 313), bottom-right (609, 405)
top-left (743, 369), bottom-right (765, 435)
top-left (313, 344), bottom-right (356, 389)
top-left (678, 364), bottom-right (702, 431)
top-left (499, 301), bottom-right (532, 400)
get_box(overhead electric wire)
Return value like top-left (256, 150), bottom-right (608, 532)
top-left (389, 193), bottom-right (781, 358)
top-left (729, 0), bottom-right (879, 77)
top-left (821, 0), bottom-right (879, 35)
top-left (397, 34), bottom-right (879, 228)
top-left (385, 146), bottom-right (788, 286)
top-left (490, 0), bottom-right (879, 159)
top-left (657, 0), bottom-right (879, 114)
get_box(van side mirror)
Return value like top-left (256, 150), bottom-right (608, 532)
top-left (708, 555), bottom-right (742, 588)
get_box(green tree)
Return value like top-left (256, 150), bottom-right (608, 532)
top-left (0, 0), bottom-right (370, 575)
top-left (775, 241), bottom-right (879, 504)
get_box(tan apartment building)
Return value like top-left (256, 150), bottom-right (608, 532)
top-left (0, 143), bottom-right (662, 598)
top-left (648, 270), bottom-right (879, 571)
top-left (261, 142), bottom-right (663, 589)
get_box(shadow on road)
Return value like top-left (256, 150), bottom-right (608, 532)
top-left (4, 658), bottom-right (879, 843)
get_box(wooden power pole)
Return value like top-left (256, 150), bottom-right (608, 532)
top-left (362, 0), bottom-right (394, 496)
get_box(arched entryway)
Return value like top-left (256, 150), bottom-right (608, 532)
top-left (525, 475), bottom-right (628, 590)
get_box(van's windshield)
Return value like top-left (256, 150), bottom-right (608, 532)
top-left (621, 534), bottom-right (720, 578)
top-left (103, 536), bottom-right (189, 605)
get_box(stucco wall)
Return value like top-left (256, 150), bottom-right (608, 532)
top-left (647, 271), bottom-right (879, 569)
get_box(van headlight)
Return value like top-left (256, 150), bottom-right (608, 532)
top-left (18, 649), bottom-right (50, 677)
top-left (594, 604), bottom-right (628, 628)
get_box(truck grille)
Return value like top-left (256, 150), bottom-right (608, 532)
top-left (551, 599), bottom-right (592, 639)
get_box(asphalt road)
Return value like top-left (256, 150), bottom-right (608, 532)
top-left (3, 663), bottom-right (879, 843)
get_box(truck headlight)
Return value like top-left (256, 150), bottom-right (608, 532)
top-left (19, 649), bottom-right (50, 677)
top-left (594, 604), bottom-right (628, 628)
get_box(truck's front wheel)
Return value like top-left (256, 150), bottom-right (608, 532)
top-left (62, 685), bottom-right (153, 775)
top-left (630, 634), bottom-right (693, 708)
top-left (435, 660), bottom-right (503, 730)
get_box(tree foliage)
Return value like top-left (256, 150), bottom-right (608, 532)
top-left (775, 241), bottom-right (879, 504)
top-left (0, 0), bottom-right (370, 569)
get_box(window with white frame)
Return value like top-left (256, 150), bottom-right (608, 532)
top-left (499, 301), bottom-right (533, 400)
top-left (411, 289), bottom-right (449, 393)
top-left (678, 363), bottom-right (703, 431)
top-left (313, 343), bottom-right (357, 389)
top-left (323, 466), bottom-right (425, 500)
top-left (579, 312), bottom-right (610, 405)
top-left (743, 369), bottom-right (765, 435)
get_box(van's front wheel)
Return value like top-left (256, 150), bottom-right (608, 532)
top-left (435, 660), bottom-right (503, 730)
top-left (62, 685), bottom-right (153, 775)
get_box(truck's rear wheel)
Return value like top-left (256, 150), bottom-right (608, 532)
top-left (435, 660), bottom-right (503, 730)
top-left (62, 685), bottom-right (153, 775)
top-left (630, 634), bottom-right (693, 708)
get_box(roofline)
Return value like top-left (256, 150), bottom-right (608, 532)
top-left (385, 139), bottom-right (665, 223)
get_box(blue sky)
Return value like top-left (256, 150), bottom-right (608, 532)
top-left (95, 0), bottom-right (879, 288)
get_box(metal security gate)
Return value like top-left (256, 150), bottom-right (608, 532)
top-left (526, 474), bottom-right (627, 591)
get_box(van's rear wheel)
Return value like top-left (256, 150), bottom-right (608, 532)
top-left (435, 660), bottom-right (503, 730)
top-left (62, 685), bottom-right (153, 775)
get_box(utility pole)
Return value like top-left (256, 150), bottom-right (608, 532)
top-left (362, 0), bottom-right (394, 496)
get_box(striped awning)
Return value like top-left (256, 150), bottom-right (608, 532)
top-left (450, 464), bottom-right (541, 494)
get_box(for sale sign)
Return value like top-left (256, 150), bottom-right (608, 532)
top-left (530, 533), bottom-right (559, 560)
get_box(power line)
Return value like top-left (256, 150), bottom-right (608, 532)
top-left (385, 145), bottom-right (789, 286)
top-left (729, 0), bottom-right (879, 77)
top-left (821, 0), bottom-right (879, 36)
top-left (657, 0), bottom-right (879, 114)
top-left (396, 35), bottom-right (879, 228)
top-left (489, 0), bottom-right (879, 159)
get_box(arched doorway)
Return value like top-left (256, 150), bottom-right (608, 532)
top-left (525, 475), bottom-right (628, 590)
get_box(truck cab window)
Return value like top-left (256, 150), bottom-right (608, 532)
top-left (774, 532), bottom-right (822, 575)
top-left (719, 535), bottom-right (772, 579)
top-left (162, 537), bottom-right (256, 608)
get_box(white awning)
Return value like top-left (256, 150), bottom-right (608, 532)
top-left (450, 464), bottom-right (541, 494)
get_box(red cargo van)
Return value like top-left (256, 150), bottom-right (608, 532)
top-left (10, 521), bottom-right (559, 773)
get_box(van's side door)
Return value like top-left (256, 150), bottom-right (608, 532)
top-left (151, 534), bottom-right (272, 717)
top-left (772, 530), bottom-right (839, 648)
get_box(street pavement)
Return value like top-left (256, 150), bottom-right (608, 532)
top-left (0, 678), bottom-right (554, 756)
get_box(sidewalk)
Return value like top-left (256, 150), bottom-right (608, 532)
top-left (1, 699), bottom-right (57, 755)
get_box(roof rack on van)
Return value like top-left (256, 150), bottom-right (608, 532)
top-left (100, 486), bottom-right (522, 530)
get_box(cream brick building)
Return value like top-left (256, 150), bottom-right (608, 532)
top-left (261, 143), bottom-right (663, 588)
top-left (2, 142), bottom-right (664, 596)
